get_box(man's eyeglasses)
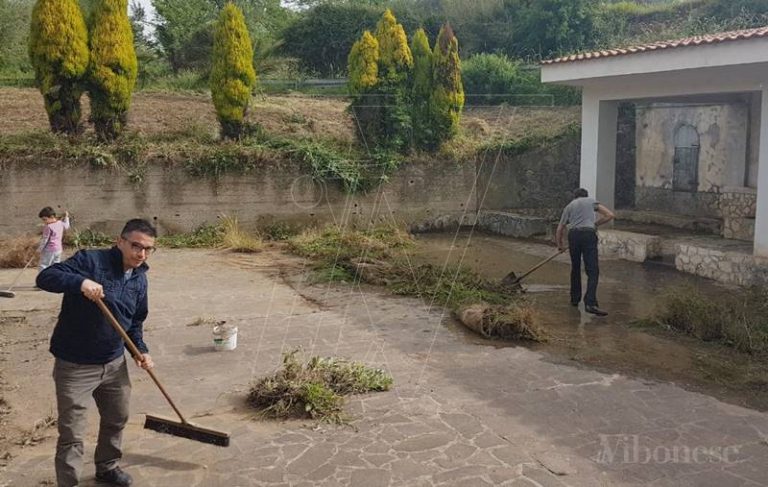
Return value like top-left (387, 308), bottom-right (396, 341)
top-left (125, 240), bottom-right (156, 254)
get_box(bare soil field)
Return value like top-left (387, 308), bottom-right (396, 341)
top-left (0, 88), bottom-right (579, 145)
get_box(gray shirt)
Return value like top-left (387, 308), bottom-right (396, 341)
top-left (559, 197), bottom-right (600, 229)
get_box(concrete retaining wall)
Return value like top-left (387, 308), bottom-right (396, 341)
top-left (0, 157), bottom-right (478, 237)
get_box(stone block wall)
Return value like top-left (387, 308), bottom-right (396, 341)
top-left (598, 230), bottom-right (663, 263)
top-left (720, 187), bottom-right (757, 241)
top-left (476, 211), bottom-right (550, 238)
top-left (675, 243), bottom-right (767, 286)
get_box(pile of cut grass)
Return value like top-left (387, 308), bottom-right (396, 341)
top-left (247, 349), bottom-right (392, 423)
top-left (288, 226), bottom-right (544, 342)
top-left (0, 236), bottom-right (38, 268)
top-left (651, 285), bottom-right (768, 355)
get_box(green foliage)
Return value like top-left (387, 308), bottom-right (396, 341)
top-left (653, 285), bottom-right (768, 355)
top-left (374, 8), bottom-right (412, 80)
top-left (28, 0), bottom-right (89, 134)
top-left (410, 28), bottom-right (432, 149)
top-left (511, 0), bottom-right (598, 59)
top-left (153, 0), bottom-right (290, 73)
top-left (462, 54), bottom-right (580, 106)
top-left (347, 30), bottom-right (379, 94)
top-left (64, 228), bottom-right (114, 248)
top-left (428, 23), bottom-right (463, 149)
top-left (210, 2), bottom-right (257, 139)
top-left (247, 349), bottom-right (392, 423)
top-left (0, 0), bottom-right (33, 77)
top-left (88, 0), bottom-right (138, 140)
top-left (281, 3), bottom-right (383, 77)
top-left (156, 223), bottom-right (223, 248)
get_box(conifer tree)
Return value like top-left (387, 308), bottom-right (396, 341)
top-left (375, 8), bottom-right (412, 82)
top-left (28, 0), bottom-right (89, 135)
top-left (89, 0), bottom-right (138, 140)
top-left (348, 31), bottom-right (379, 95)
top-left (410, 28), bottom-right (433, 150)
top-left (210, 2), bottom-right (256, 140)
top-left (372, 8), bottom-right (412, 152)
top-left (430, 23), bottom-right (464, 148)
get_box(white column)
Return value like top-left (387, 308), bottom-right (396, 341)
top-left (580, 89), bottom-right (618, 210)
top-left (754, 89), bottom-right (768, 257)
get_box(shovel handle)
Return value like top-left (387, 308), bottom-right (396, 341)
top-left (514, 248), bottom-right (567, 283)
top-left (95, 298), bottom-right (188, 424)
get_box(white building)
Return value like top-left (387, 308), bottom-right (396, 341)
top-left (541, 27), bottom-right (768, 263)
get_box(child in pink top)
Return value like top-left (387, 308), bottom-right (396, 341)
top-left (38, 207), bottom-right (70, 271)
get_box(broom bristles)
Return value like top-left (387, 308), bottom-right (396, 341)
top-left (144, 414), bottom-right (230, 447)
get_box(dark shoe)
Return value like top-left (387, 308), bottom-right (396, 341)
top-left (96, 467), bottom-right (132, 486)
top-left (585, 305), bottom-right (608, 316)
top-left (570, 301), bottom-right (579, 307)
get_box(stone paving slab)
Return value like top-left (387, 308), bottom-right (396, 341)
top-left (1, 249), bottom-right (767, 486)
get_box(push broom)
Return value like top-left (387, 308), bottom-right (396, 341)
top-left (96, 298), bottom-right (230, 447)
top-left (0, 254), bottom-right (34, 298)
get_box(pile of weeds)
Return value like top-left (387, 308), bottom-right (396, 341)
top-left (247, 349), bottom-right (392, 423)
top-left (287, 225), bottom-right (543, 341)
top-left (650, 285), bottom-right (768, 355)
top-left (0, 236), bottom-right (37, 268)
top-left (288, 224), bottom-right (413, 263)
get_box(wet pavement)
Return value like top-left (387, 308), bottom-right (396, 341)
top-left (1, 242), bottom-right (768, 486)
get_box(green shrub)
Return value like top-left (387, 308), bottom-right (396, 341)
top-left (28, 0), bottom-right (89, 134)
top-left (210, 2), bottom-right (256, 139)
top-left (88, 0), bottom-right (138, 140)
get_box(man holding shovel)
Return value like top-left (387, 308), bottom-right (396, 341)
top-left (555, 188), bottom-right (614, 316)
top-left (37, 219), bottom-right (157, 487)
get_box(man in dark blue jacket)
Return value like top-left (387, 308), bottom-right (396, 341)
top-left (37, 219), bottom-right (157, 487)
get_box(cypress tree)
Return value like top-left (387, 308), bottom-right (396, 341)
top-left (89, 0), bottom-right (138, 140)
top-left (348, 31), bottom-right (379, 95)
top-left (375, 8), bottom-right (412, 82)
top-left (410, 28), bottom-right (433, 150)
top-left (28, 0), bottom-right (89, 135)
top-left (430, 23), bottom-right (464, 148)
top-left (372, 9), bottom-right (412, 152)
top-left (210, 2), bottom-right (256, 140)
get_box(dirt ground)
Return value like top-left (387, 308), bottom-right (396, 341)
top-left (1, 245), bottom-right (767, 486)
top-left (0, 88), bottom-right (579, 144)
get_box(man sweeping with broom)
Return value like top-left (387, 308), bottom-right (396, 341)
top-left (37, 219), bottom-right (157, 487)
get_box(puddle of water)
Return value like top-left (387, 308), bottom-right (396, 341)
top-left (408, 232), bottom-right (768, 411)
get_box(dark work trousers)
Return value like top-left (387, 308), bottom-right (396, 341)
top-left (53, 355), bottom-right (131, 487)
top-left (568, 228), bottom-right (600, 307)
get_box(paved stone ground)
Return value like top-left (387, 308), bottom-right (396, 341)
top-left (1, 248), bottom-right (768, 486)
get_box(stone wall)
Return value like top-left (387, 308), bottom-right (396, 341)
top-left (0, 157), bottom-right (479, 237)
top-left (598, 230), bottom-right (662, 263)
top-left (720, 187), bottom-right (757, 241)
top-left (675, 242), bottom-right (768, 286)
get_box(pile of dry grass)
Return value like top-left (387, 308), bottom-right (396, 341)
top-left (459, 303), bottom-right (546, 342)
top-left (0, 236), bottom-right (38, 268)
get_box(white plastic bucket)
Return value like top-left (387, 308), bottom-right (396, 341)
top-left (213, 324), bottom-right (238, 351)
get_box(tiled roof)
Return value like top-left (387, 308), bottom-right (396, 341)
top-left (542, 25), bottom-right (768, 65)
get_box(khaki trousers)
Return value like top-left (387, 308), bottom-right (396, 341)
top-left (53, 355), bottom-right (131, 487)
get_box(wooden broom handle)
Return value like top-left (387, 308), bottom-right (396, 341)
top-left (515, 248), bottom-right (567, 282)
top-left (95, 298), bottom-right (188, 424)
